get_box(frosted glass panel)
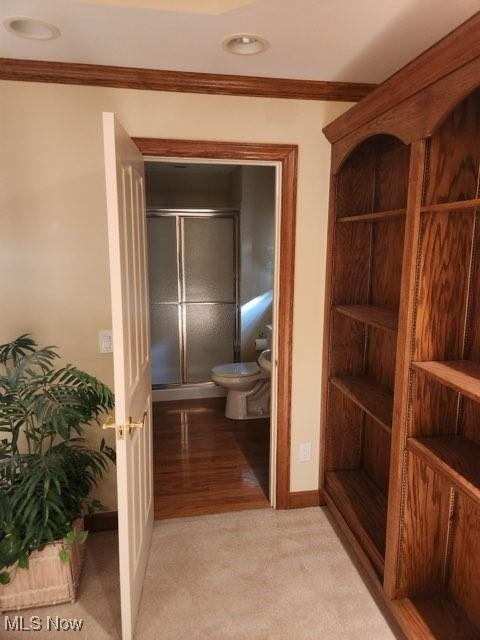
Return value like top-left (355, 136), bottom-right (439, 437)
top-left (150, 304), bottom-right (181, 385)
top-left (147, 217), bottom-right (178, 303)
top-left (185, 304), bottom-right (235, 383)
top-left (183, 218), bottom-right (234, 302)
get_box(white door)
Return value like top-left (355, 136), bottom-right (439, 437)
top-left (103, 112), bottom-right (153, 640)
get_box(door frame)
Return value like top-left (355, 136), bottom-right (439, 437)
top-left (133, 137), bottom-right (297, 509)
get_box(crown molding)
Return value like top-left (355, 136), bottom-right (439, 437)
top-left (0, 57), bottom-right (375, 102)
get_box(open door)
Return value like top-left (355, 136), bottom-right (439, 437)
top-left (103, 112), bottom-right (153, 640)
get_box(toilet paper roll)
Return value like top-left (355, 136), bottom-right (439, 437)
top-left (255, 338), bottom-right (268, 350)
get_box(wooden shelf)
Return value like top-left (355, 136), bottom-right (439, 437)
top-left (405, 596), bottom-right (480, 640)
top-left (334, 304), bottom-right (398, 332)
top-left (408, 435), bottom-right (480, 504)
top-left (337, 208), bottom-right (405, 223)
top-left (330, 375), bottom-right (393, 433)
top-left (325, 469), bottom-right (387, 576)
top-left (413, 360), bottom-right (480, 403)
top-left (421, 197), bottom-right (480, 214)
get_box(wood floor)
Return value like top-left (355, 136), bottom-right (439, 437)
top-left (153, 397), bottom-right (270, 519)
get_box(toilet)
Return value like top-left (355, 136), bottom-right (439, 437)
top-left (212, 326), bottom-right (272, 420)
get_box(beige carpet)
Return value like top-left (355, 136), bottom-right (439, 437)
top-left (2, 508), bottom-right (398, 639)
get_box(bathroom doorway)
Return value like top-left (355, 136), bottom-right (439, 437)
top-left (134, 137), bottom-right (297, 515)
top-left (146, 160), bottom-right (276, 517)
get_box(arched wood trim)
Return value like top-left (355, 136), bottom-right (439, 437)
top-left (330, 54), bottom-right (480, 173)
top-left (332, 131), bottom-right (410, 175)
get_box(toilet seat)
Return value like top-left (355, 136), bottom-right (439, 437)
top-left (212, 362), bottom-right (260, 378)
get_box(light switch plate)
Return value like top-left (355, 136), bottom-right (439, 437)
top-left (299, 442), bottom-right (311, 462)
top-left (99, 330), bottom-right (113, 353)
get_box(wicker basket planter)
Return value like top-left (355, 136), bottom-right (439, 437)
top-left (0, 518), bottom-right (86, 613)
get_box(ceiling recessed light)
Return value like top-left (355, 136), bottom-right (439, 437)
top-left (3, 16), bottom-right (60, 41)
top-left (222, 33), bottom-right (269, 55)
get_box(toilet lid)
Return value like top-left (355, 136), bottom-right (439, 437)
top-left (212, 362), bottom-right (260, 378)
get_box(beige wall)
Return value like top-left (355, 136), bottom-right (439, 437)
top-left (0, 80), bottom-right (351, 503)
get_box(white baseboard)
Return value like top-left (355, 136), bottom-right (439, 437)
top-left (152, 385), bottom-right (227, 402)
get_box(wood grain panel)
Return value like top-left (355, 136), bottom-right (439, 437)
top-left (413, 360), bottom-right (480, 404)
top-left (329, 375), bottom-right (393, 432)
top-left (329, 312), bottom-right (365, 377)
top-left (335, 140), bottom-right (375, 218)
top-left (408, 596), bottom-right (480, 640)
top-left (325, 383), bottom-right (362, 471)
top-left (325, 469), bottom-right (387, 576)
top-left (414, 211), bottom-right (474, 361)
top-left (466, 211), bottom-right (480, 364)
top-left (361, 414), bottom-right (391, 495)
top-left (373, 138), bottom-right (411, 212)
top-left (410, 369), bottom-right (459, 437)
top-left (366, 326), bottom-right (397, 391)
top-left (0, 57), bottom-right (375, 101)
top-left (425, 88), bottom-right (480, 205)
top-left (397, 453), bottom-right (452, 598)
top-left (408, 435), bottom-right (480, 504)
top-left (369, 218), bottom-right (405, 311)
top-left (332, 223), bottom-right (370, 304)
top-left (448, 494), bottom-right (480, 631)
top-left (460, 397), bottom-right (480, 444)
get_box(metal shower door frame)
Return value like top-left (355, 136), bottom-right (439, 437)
top-left (147, 207), bottom-right (240, 388)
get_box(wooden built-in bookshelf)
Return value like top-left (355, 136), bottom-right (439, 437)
top-left (321, 19), bottom-right (480, 637)
top-left (323, 133), bottom-right (408, 579)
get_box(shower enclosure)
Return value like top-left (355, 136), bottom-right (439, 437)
top-left (147, 209), bottom-right (239, 388)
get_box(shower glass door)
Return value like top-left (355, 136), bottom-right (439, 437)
top-left (147, 210), bottom-right (238, 388)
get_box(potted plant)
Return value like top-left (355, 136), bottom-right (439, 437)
top-left (0, 335), bottom-right (115, 611)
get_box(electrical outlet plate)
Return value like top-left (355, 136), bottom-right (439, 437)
top-left (99, 330), bottom-right (113, 353)
top-left (299, 442), bottom-right (311, 462)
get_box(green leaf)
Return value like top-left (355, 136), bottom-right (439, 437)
top-left (0, 571), bottom-right (11, 584)
top-left (64, 530), bottom-right (75, 545)
top-left (18, 553), bottom-right (29, 570)
top-left (59, 547), bottom-right (70, 564)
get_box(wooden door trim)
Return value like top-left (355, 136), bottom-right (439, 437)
top-left (0, 57), bottom-right (374, 102)
top-left (134, 137), bottom-right (297, 509)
